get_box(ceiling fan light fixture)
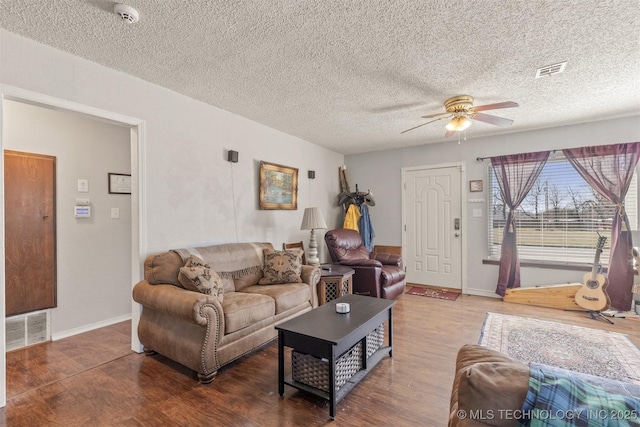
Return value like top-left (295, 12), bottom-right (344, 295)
top-left (446, 116), bottom-right (472, 132)
top-left (401, 94), bottom-right (518, 135)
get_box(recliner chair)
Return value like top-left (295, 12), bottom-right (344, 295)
top-left (324, 228), bottom-right (406, 299)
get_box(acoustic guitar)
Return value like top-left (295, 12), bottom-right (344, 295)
top-left (575, 235), bottom-right (610, 311)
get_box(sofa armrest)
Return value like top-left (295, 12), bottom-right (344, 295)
top-left (449, 344), bottom-right (530, 427)
top-left (339, 258), bottom-right (383, 268)
top-left (371, 252), bottom-right (402, 267)
top-left (301, 265), bottom-right (321, 308)
top-left (132, 280), bottom-right (224, 329)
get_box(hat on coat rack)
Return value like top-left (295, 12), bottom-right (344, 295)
top-left (337, 190), bottom-right (376, 207)
top-left (358, 191), bottom-right (375, 206)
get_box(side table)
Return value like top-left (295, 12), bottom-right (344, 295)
top-left (318, 265), bottom-right (354, 305)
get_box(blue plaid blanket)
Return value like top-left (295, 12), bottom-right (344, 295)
top-left (518, 366), bottom-right (640, 427)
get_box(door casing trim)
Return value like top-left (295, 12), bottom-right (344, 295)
top-left (401, 162), bottom-right (467, 293)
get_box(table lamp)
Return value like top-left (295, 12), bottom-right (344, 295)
top-left (300, 207), bottom-right (327, 265)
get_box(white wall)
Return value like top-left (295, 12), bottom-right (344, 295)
top-left (345, 115), bottom-right (640, 296)
top-left (4, 100), bottom-right (132, 337)
top-left (0, 28), bottom-right (344, 254)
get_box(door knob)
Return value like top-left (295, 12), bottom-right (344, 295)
top-left (454, 232), bottom-right (460, 237)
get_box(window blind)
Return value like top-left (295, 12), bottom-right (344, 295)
top-left (487, 155), bottom-right (638, 265)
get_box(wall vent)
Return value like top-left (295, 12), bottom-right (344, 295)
top-left (6, 311), bottom-right (50, 351)
top-left (535, 61), bottom-right (567, 78)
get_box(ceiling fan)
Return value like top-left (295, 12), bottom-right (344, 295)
top-left (401, 95), bottom-right (519, 137)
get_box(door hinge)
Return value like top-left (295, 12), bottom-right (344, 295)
top-left (404, 224), bottom-right (406, 231)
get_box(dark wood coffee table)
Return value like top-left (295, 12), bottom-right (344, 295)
top-left (276, 294), bottom-right (395, 419)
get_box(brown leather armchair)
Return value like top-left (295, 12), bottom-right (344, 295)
top-left (324, 228), bottom-right (406, 299)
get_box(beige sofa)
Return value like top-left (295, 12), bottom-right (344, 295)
top-left (132, 242), bottom-right (320, 384)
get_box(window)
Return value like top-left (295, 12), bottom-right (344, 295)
top-left (488, 154), bottom-right (638, 265)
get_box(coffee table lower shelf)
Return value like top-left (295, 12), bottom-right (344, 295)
top-left (283, 346), bottom-right (391, 406)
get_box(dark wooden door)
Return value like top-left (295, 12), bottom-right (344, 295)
top-left (4, 150), bottom-right (57, 316)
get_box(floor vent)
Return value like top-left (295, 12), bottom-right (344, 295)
top-left (535, 61), bottom-right (567, 78)
top-left (6, 311), bottom-right (50, 351)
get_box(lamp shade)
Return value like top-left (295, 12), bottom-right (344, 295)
top-left (300, 207), bottom-right (328, 230)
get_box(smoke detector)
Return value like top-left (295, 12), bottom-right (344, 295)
top-left (114, 3), bottom-right (139, 24)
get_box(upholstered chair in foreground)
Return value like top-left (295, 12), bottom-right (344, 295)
top-left (324, 228), bottom-right (406, 299)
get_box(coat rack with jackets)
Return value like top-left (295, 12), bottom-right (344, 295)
top-left (338, 184), bottom-right (376, 251)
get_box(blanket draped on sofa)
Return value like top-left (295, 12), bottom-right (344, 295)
top-left (520, 364), bottom-right (640, 427)
top-left (173, 242), bottom-right (269, 280)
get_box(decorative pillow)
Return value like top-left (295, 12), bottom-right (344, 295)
top-left (258, 249), bottom-right (303, 285)
top-left (284, 247), bottom-right (306, 265)
top-left (178, 256), bottom-right (224, 301)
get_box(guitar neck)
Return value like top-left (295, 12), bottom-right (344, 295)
top-left (590, 249), bottom-right (602, 280)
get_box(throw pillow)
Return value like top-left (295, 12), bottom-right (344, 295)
top-left (178, 255), bottom-right (224, 301)
top-left (258, 248), bottom-right (303, 285)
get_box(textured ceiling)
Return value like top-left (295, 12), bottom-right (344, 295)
top-left (1, 1), bottom-right (639, 155)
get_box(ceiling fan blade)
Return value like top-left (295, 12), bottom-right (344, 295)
top-left (401, 116), bottom-right (450, 134)
top-left (472, 101), bottom-right (519, 112)
top-left (421, 112), bottom-right (450, 119)
top-left (472, 112), bottom-right (514, 127)
top-left (444, 129), bottom-right (456, 138)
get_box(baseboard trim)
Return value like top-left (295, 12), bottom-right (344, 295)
top-left (52, 314), bottom-right (132, 341)
top-left (464, 288), bottom-right (502, 299)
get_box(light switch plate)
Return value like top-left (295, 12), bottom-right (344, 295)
top-left (78, 179), bottom-right (89, 193)
top-left (472, 209), bottom-right (483, 218)
top-left (111, 208), bottom-right (120, 219)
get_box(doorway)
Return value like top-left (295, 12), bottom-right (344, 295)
top-left (0, 85), bottom-right (145, 408)
top-left (403, 164), bottom-right (464, 290)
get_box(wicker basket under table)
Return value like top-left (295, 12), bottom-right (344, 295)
top-left (292, 324), bottom-right (384, 392)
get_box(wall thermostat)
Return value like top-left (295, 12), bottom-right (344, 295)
top-left (74, 206), bottom-right (91, 218)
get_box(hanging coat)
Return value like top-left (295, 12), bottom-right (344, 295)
top-left (358, 203), bottom-right (375, 252)
top-left (343, 204), bottom-right (361, 231)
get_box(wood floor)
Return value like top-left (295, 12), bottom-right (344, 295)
top-left (2, 293), bottom-right (639, 426)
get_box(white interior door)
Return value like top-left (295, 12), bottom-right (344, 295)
top-left (404, 166), bottom-right (462, 289)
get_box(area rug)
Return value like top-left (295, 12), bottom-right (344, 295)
top-left (405, 286), bottom-right (459, 301)
top-left (479, 312), bottom-right (640, 385)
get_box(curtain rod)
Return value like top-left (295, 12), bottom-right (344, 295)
top-left (476, 149), bottom-right (558, 162)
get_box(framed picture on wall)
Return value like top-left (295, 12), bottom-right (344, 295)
top-left (469, 179), bottom-right (483, 192)
top-left (259, 161), bottom-right (298, 210)
top-left (108, 173), bottom-right (131, 194)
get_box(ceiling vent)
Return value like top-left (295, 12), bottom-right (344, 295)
top-left (535, 61), bottom-right (567, 78)
top-left (114, 3), bottom-right (139, 24)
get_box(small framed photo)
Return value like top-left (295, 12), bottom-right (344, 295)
top-left (469, 179), bottom-right (483, 192)
top-left (108, 173), bottom-right (131, 194)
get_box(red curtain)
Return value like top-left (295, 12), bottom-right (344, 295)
top-left (563, 141), bottom-right (640, 311)
top-left (491, 151), bottom-right (550, 296)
